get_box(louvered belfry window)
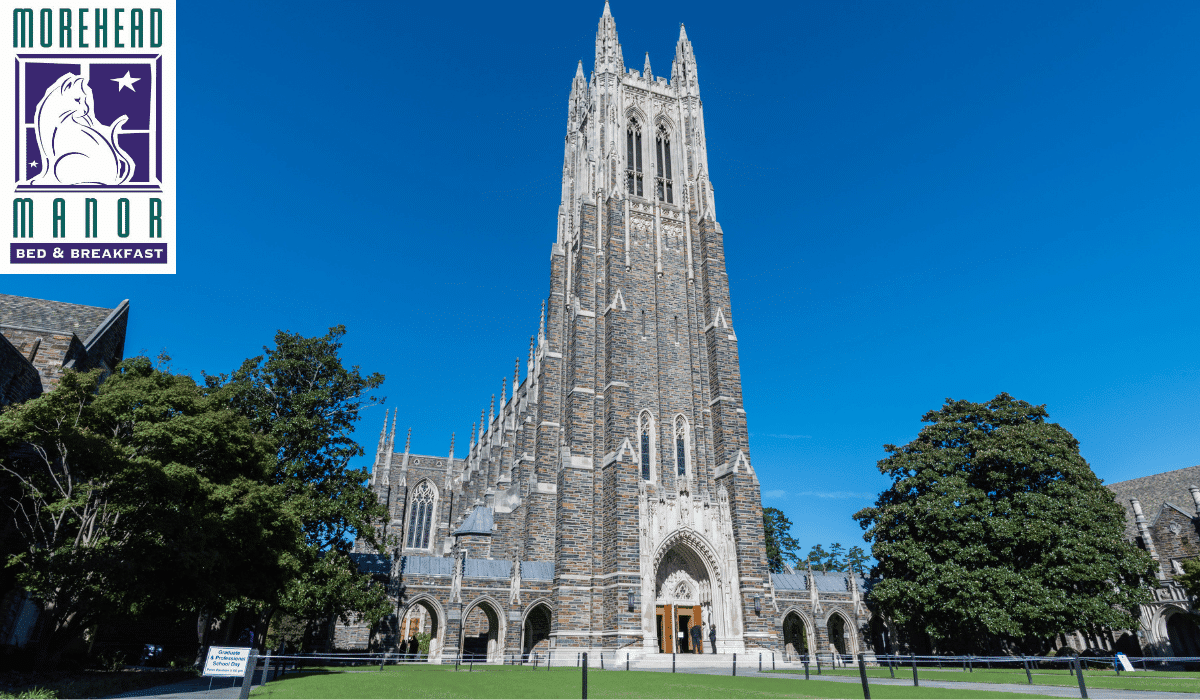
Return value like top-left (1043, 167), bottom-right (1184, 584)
top-left (627, 120), bottom-right (643, 197)
top-left (656, 126), bottom-right (673, 203)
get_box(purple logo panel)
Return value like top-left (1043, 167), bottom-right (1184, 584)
top-left (10, 243), bottom-right (168, 263)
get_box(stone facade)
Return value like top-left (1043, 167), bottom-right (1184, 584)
top-left (0, 293), bottom-right (129, 401)
top-left (1104, 467), bottom-right (1200, 657)
top-left (337, 4), bottom-right (874, 662)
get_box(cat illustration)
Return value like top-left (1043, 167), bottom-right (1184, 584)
top-left (29, 74), bottom-right (133, 186)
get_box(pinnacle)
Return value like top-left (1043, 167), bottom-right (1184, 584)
top-left (602, 0), bottom-right (611, 18)
top-left (679, 23), bottom-right (688, 42)
top-left (644, 52), bottom-right (652, 77)
top-left (575, 59), bottom-right (585, 79)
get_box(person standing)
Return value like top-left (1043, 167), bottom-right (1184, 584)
top-left (708, 624), bottom-right (717, 653)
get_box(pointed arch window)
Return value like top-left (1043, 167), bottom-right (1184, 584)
top-left (405, 481), bottom-right (437, 550)
top-left (638, 410), bottom-right (656, 481)
top-left (626, 119), bottom-right (643, 197)
top-left (674, 415), bottom-right (690, 477)
top-left (656, 126), bottom-right (673, 204)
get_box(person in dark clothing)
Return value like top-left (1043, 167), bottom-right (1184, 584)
top-left (690, 624), bottom-right (702, 653)
top-left (708, 625), bottom-right (717, 653)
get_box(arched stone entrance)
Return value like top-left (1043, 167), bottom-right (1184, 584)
top-left (397, 597), bottom-right (443, 662)
top-left (782, 611), bottom-right (810, 658)
top-left (654, 543), bottom-right (711, 654)
top-left (1167, 612), bottom-right (1200, 657)
top-left (461, 598), bottom-right (504, 664)
top-left (828, 612), bottom-right (850, 656)
top-left (522, 602), bottom-right (552, 659)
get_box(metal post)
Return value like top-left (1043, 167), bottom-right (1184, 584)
top-left (1075, 657), bottom-right (1089, 699)
top-left (816, 655), bottom-right (822, 675)
top-left (772, 652), bottom-right (775, 670)
top-left (733, 652), bottom-right (737, 676)
top-left (627, 653), bottom-right (629, 671)
top-left (469, 659), bottom-right (473, 672)
top-left (888, 655), bottom-right (894, 678)
top-left (238, 651), bottom-right (258, 700)
top-left (601, 654), bottom-right (604, 671)
top-left (379, 652), bottom-right (386, 673)
top-left (582, 652), bottom-right (588, 700)
top-left (672, 652), bottom-right (676, 673)
top-left (910, 654), bottom-right (919, 687)
top-left (804, 658), bottom-right (810, 680)
top-left (1069, 657), bottom-right (1075, 676)
top-left (263, 652), bottom-right (272, 683)
top-left (1024, 657), bottom-right (1032, 684)
top-left (858, 654), bottom-right (871, 700)
top-left (759, 653), bottom-right (762, 673)
top-left (969, 657), bottom-right (973, 673)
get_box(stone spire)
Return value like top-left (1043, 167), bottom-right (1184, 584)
top-left (513, 358), bottom-right (521, 395)
top-left (594, 1), bottom-right (624, 75)
top-left (387, 410), bottom-right (397, 450)
top-left (401, 427), bottom-right (412, 468)
top-left (488, 395), bottom-right (495, 435)
top-left (1131, 498), bottom-right (1164, 580)
top-left (376, 409), bottom-right (389, 455)
top-left (527, 336), bottom-right (535, 377)
top-left (643, 52), bottom-right (652, 80)
top-left (672, 22), bottom-right (700, 97)
top-left (501, 377), bottom-right (508, 409)
top-left (480, 408), bottom-right (487, 441)
top-left (538, 301), bottom-right (546, 348)
top-left (448, 432), bottom-right (455, 461)
top-left (470, 422), bottom-right (477, 449)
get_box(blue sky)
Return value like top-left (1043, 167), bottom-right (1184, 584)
top-left (6, 1), bottom-right (1199, 564)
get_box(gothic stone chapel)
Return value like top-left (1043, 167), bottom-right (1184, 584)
top-left (340, 3), bottom-right (873, 662)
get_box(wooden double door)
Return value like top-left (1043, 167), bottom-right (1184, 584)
top-left (656, 604), bottom-right (703, 654)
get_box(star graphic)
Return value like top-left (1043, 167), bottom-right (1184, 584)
top-left (28, 161), bottom-right (37, 168)
top-left (111, 71), bottom-right (140, 92)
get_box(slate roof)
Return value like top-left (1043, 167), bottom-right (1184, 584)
top-left (349, 552), bottom-right (390, 575)
top-left (521, 561), bottom-right (554, 581)
top-left (399, 555), bottom-right (456, 576)
top-left (453, 506), bottom-right (495, 536)
top-left (772, 573), bottom-right (808, 591)
top-left (1106, 466), bottom-right (1200, 540)
top-left (0, 294), bottom-right (117, 336)
top-left (465, 559), bottom-right (511, 578)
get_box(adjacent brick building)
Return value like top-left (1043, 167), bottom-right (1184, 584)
top-left (338, 4), bottom-right (874, 663)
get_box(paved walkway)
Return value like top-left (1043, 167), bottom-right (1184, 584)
top-left (103, 662), bottom-right (1200, 699)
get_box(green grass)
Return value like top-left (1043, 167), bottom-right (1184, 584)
top-left (770, 665), bottom-right (1200, 694)
top-left (249, 664), bottom-right (1054, 699)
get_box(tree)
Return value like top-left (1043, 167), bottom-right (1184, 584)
top-left (828, 543), bottom-right (846, 571)
top-left (1179, 559), bottom-right (1200, 605)
top-left (763, 507), bottom-right (800, 573)
top-left (806, 544), bottom-right (831, 572)
top-left (853, 393), bottom-right (1156, 654)
top-left (209, 325), bottom-right (391, 642)
top-left (846, 545), bottom-right (872, 575)
top-left (0, 358), bottom-right (297, 669)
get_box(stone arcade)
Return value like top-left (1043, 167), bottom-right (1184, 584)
top-left (335, 3), bottom-right (874, 662)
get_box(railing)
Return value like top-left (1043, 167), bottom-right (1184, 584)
top-left (240, 649), bottom-right (1200, 700)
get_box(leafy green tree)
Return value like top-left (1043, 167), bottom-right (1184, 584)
top-left (846, 545), bottom-right (872, 575)
top-left (806, 544), bottom-right (831, 572)
top-left (0, 359), bottom-right (296, 669)
top-left (210, 325), bottom-right (390, 643)
top-left (828, 543), bottom-right (846, 571)
top-left (1179, 559), bottom-right (1200, 605)
top-left (763, 507), bottom-right (800, 573)
top-left (853, 393), bottom-right (1156, 654)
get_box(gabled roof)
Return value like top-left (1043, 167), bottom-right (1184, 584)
top-left (453, 505), bottom-right (494, 536)
top-left (773, 573), bottom-right (807, 591)
top-left (0, 294), bottom-right (119, 336)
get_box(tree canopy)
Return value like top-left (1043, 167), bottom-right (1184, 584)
top-left (763, 507), bottom-right (800, 573)
top-left (853, 393), bottom-right (1156, 654)
top-left (208, 325), bottom-right (391, 635)
top-left (0, 358), bottom-right (297, 668)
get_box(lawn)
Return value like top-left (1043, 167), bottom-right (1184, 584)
top-left (249, 664), bottom-right (1055, 699)
top-left (770, 665), bottom-right (1200, 695)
